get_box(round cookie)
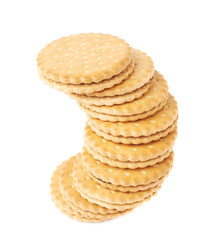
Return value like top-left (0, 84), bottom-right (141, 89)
top-left (73, 155), bottom-right (160, 205)
top-left (51, 156), bottom-right (132, 222)
top-left (50, 160), bottom-right (101, 222)
top-left (89, 119), bottom-right (177, 144)
top-left (40, 59), bottom-right (134, 95)
top-left (37, 33), bottom-right (133, 84)
top-left (86, 144), bottom-right (172, 169)
top-left (84, 124), bottom-right (177, 161)
top-left (69, 76), bottom-right (152, 106)
top-left (59, 156), bottom-right (131, 219)
top-left (87, 49), bottom-right (154, 97)
top-left (82, 149), bottom-right (174, 186)
top-left (87, 94), bottom-right (178, 137)
top-left (89, 172), bottom-right (168, 193)
top-left (58, 155), bottom-right (118, 214)
top-left (77, 187), bottom-right (159, 210)
top-left (79, 98), bottom-right (166, 122)
top-left (85, 145), bottom-right (172, 169)
top-left (81, 71), bottom-right (168, 116)
top-left (53, 202), bottom-right (102, 223)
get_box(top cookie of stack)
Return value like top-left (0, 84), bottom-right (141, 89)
top-left (37, 33), bottom-right (134, 95)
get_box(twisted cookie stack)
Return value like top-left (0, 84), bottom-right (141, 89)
top-left (37, 33), bottom-right (178, 223)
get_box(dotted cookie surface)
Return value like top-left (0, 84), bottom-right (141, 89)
top-left (87, 94), bottom-right (178, 137)
top-left (50, 160), bottom-right (102, 222)
top-left (82, 149), bottom-right (174, 186)
top-left (81, 71), bottom-right (168, 116)
top-left (89, 119), bottom-right (177, 144)
top-left (71, 76), bottom-right (152, 106)
top-left (77, 186), bottom-right (158, 210)
top-left (51, 155), bottom-right (131, 222)
top-left (79, 98), bottom-right (167, 122)
top-left (59, 155), bottom-right (118, 215)
top-left (73, 155), bottom-right (160, 205)
top-left (37, 33), bottom-right (133, 84)
top-left (40, 59), bottom-right (134, 95)
top-left (87, 49), bottom-right (154, 97)
top-left (84, 124), bottom-right (177, 161)
top-left (38, 33), bottom-right (179, 223)
top-left (85, 145), bottom-right (172, 169)
top-left (59, 156), bottom-right (131, 219)
top-left (89, 171), bottom-right (168, 193)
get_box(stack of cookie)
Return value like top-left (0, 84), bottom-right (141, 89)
top-left (37, 33), bottom-right (178, 223)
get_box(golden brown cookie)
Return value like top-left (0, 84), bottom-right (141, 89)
top-left (87, 94), bottom-right (178, 137)
top-left (79, 98), bottom-right (166, 122)
top-left (80, 71), bottom-right (168, 116)
top-left (51, 156), bottom-right (131, 222)
top-left (73, 155), bottom-right (161, 205)
top-left (69, 76), bottom-right (152, 106)
top-left (85, 145), bottom-right (172, 169)
top-left (82, 149), bottom-right (174, 186)
top-left (59, 156), bottom-right (131, 220)
top-left (89, 171), bottom-right (168, 192)
top-left (84, 124), bottom-right (177, 161)
top-left (59, 155), bottom-right (118, 214)
top-left (87, 49), bottom-right (154, 97)
top-left (37, 33), bottom-right (133, 84)
top-left (89, 119), bottom-right (177, 144)
top-left (50, 160), bottom-right (99, 222)
top-left (40, 59), bottom-right (134, 95)
top-left (77, 187), bottom-right (159, 210)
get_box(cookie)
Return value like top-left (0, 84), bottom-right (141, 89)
top-left (37, 33), bottom-right (133, 84)
top-left (86, 50), bottom-right (154, 97)
top-left (51, 156), bottom-right (131, 222)
top-left (85, 145), bottom-right (172, 169)
top-left (59, 156), bottom-right (131, 219)
top-left (82, 149), bottom-right (174, 186)
top-left (79, 98), bottom-right (166, 122)
top-left (87, 94), bottom-right (178, 137)
top-left (80, 71), bottom-right (168, 116)
top-left (73, 155), bottom-right (161, 205)
top-left (89, 119), bottom-right (177, 144)
top-left (69, 76), bottom-right (152, 106)
top-left (77, 187), bottom-right (159, 210)
top-left (50, 160), bottom-right (98, 222)
top-left (59, 155), bottom-right (118, 214)
top-left (53, 202), bottom-right (102, 223)
top-left (89, 171), bottom-right (168, 193)
top-left (40, 59), bottom-right (134, 95)
top-left (84, 124), bottom-right (177, 161)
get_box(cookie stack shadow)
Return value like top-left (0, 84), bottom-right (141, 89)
top-left (37, 33), bottom-right (178, 223)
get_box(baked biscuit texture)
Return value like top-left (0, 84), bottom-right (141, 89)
top-left (37, 33), bottom-right (178, 223)
top-left (80, 71), bottom-right (169, 116)
top-left (87, 49), bottom-right (154, 97)
top-left (51, 156), bottom-right (132, 222)
top-left (84, 124), bottom-right (177, 162)
top-left (40, 59), bottom-right (134, 95)
top-left (37, 33), bottom-right (133, 84)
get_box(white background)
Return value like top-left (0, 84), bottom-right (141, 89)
top-left (0, 0), bottom-right (209, 239)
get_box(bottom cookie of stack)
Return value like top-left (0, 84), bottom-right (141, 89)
top-left (50, 154), bottom-right (162, 223)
